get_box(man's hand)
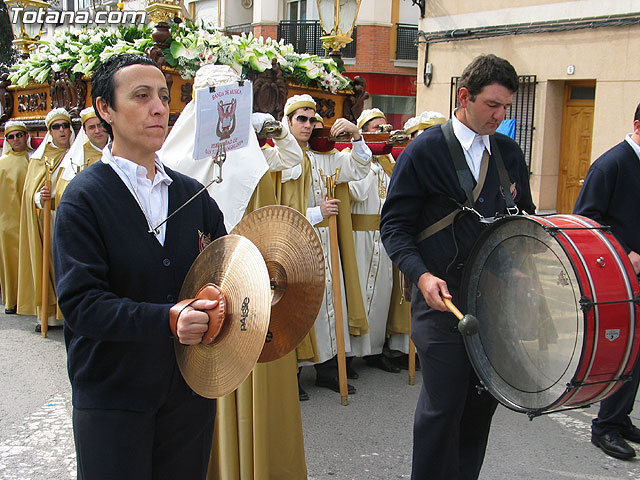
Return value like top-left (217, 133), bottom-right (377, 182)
top-left (39, 185), bottom-right (51, 201)
top-left (629, 251), bottom-right (640, 275)
top-left (330, 118), bottom-right (361, 141)
top-left (417, 272), bottom-right (451, 311)
top-left (176, 299), bottom-right (219, 345)
top-left (320, 194), bottom-right (340, 218)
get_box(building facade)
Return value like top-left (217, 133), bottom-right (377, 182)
top-left (416, 0), bottom-right (640, 213)
top-left (191, 0), bottom-right (422, 129)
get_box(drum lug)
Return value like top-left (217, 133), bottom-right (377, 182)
top-left (579, 296), bottom-right (593, 312)
top-left (475, 382), bottom-right (488, 394)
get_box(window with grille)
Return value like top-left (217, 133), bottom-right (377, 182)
top-left (396, 24), bottom-right (418, 61)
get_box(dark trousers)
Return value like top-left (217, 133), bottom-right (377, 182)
top-left (73, 367), bottom-right (216, 480)
top-left (592, 352), bottom-right (640, 435)
top-left (410, 291), bottom-right (498, 480)
top-left (314, 355), bottom-right (354, 380)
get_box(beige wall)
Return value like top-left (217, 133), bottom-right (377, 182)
top-left (425, 0), bottom-right (566, 16)
top-left (252, 0), bottom-right (279, 24)
top-left (422, 0), bottom-right (640, 29)
top-left (356, 0), bottom-right (392, 26)
top-left (416, 25), bottom-right (640, 212)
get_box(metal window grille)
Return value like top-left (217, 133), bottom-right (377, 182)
top-left (396, 24), bottom-right (418, 61)
top-left (450, 75), bottom-right (537, 168)
top-left (278, 20), bottom-right (356, 58)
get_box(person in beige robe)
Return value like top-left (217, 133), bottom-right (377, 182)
top-left (17, 107), bottom-right (73, 330)
top-left (159, 64), bottom-right (307, 480)
top-left (279, 94), bottom-right (372, 395)
top-left (0, 121), bottom-right (31, 314)
top-left (56, 106), bottom-right (108, 200)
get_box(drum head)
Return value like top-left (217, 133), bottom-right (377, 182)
top-left (462, 216), bottom-right (584, 413)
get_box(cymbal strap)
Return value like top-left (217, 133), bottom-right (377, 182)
top-left (168, 283), bottom-right (226, 345)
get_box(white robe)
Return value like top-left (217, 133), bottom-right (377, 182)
top-left (260, 122), bottom-right (304, 170)
top-left (347, 157), bottom-right (395, 356)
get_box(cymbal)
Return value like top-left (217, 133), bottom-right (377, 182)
top-left (231, 205), bottom-right (325, 363)
top-left (175, 234), bottom-right (271, 398)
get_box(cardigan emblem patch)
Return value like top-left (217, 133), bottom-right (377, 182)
top-left (499, 182), bottom-right (517, 200)
top-left (198, 230), bottom-right (212, 253)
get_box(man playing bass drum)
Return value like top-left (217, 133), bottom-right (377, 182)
top-left (380, 54), bottom-right (536, 480)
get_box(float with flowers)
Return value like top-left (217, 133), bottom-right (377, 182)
top-left (0, 19), bottom-right (368, 135)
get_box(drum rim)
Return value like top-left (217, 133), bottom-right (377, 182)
top-left (555, 215), bottom-right (639, 406)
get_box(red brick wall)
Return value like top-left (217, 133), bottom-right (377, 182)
top-left (345, 25), bottom-right (416, 76)
top-left (253, 24), bottom-right (278, 40)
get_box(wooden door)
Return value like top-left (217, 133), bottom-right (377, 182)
top-left (556, 82), bottom-right (595, 213)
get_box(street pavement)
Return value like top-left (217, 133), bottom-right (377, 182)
top-left (2, 310), bottom-right (640, 479)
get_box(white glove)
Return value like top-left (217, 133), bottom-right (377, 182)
top-left (251, 112), bottom-right (276, 133)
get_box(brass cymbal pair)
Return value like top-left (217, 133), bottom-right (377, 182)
top-left (175, 206), bottom-right (325, 398)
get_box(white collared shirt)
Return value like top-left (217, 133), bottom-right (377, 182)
top-left (625, 134), bottom-right (640, 163)
top-left (451, 110), bottom-right (492, 181)
top-left (102, 146), bottom-right (173, 245)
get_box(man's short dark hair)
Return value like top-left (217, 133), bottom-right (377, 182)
top-left (91, 54), bottom-right (161, 137)
top-left (634, 103), bottom-right (640, 123)
top-left (458, 54), bottom-right (519, 100)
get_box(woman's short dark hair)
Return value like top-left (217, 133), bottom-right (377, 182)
top-left (91, 54), bottom-right (161, 137)
top-left (458, 54), bottom-right (519, 101)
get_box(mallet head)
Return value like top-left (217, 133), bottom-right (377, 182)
top-left (458, 314), bottom-right (479, 336)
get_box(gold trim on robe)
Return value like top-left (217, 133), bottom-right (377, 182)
top-left (280, 152), bottom-right (318, 363)
top-left (17, 143), bottom-right (66, 321)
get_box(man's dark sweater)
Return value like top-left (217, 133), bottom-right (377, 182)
top-left (53, 162), bottom-right (226, 412)
top-left (380, 124), bottom-right (536, 291)
top-left (574, 140), bottom-right (640, 254)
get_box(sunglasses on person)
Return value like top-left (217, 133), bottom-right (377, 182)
top-left (294, 114), bottom-right (318, 125)
top-left (50, 122), bottom-right (71, 130)
top-left (5, 132), bottom-right (25, 140)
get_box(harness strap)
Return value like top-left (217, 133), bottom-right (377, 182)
top-left (441, 120), bottom-right (475, 207)
top-left (489, 135), bottom-right (517, 211)
top-left (414, 123), bottom-right (490, 244)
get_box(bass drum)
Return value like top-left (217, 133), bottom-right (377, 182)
top-left (461, 214), bottom-right (640, 417)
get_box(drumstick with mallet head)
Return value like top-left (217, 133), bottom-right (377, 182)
top-left (441, 296), bottom-right (480, 336)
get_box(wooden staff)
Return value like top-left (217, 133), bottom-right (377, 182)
top-left (40, 160), bottom-right (53, 338)
top-left (408, 339), bottom-right (416, 385)
top-left (320, 168), bottom-right (349, 406)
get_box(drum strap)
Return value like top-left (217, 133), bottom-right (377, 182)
top-left (489, 135), bottom-right (517, 211)
top-left (415, 121), bottom-right (489, 243)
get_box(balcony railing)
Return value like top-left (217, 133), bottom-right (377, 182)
top-left (225, 23), bottom-right (253, 35)
top-left (396, 23), bottom-right (418, 61)
top-left (278, 20), bottom-right (356, 58)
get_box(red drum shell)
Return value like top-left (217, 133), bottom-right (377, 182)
top-left (461, 214), bottom-right (640, 416)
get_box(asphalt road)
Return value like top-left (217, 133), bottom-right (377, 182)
top-left (2, 310), bottom-right (640, 479)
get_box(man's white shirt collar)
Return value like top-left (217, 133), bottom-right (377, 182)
top-left (451, 110), bottom-right (492, 154)
top-left (451, 110), bottom-right (491, 180)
